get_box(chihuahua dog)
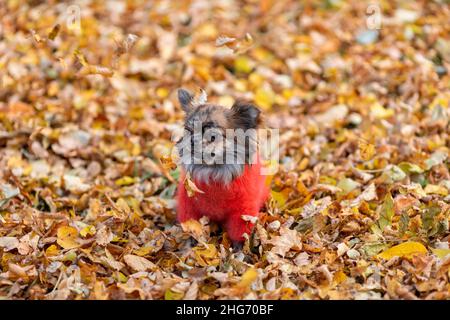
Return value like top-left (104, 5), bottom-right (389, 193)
top-left (176, 89), bottom-right (269, 243)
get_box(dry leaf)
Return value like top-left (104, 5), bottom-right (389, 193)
top-left (160, 155), bottom-right (177, 171)
top-left (236, 268), bottom-right (258, 289)
top-left (358, 139), bottom-right (376, 161)
top-left (0, 237), bottom-right (19, 251)
top-left (56, 226), bottom-right (79, 249)
top-left (48, 24), bottom-right (61, 40)
top-left (378, 242), bottom-right (428, 260)
top-left (124, 254), bottom-right (156, 272)
top-left (184, 173), bottom-right (204, 197)
top-left (181, 219), bottom-right (205, 242)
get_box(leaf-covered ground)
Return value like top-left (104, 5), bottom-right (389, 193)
top-left (0, 0), bottom-right (449, 300)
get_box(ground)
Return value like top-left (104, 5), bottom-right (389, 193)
top-left (0, 0), bottom-right (449, 300)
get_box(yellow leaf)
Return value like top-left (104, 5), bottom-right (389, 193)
top-left (370, 103), bottom-right (394, 119)
top-left (74, 49), bottom-right (88, 67)
top-left (156, 87), bottom-right (169, 99)
top-left (113, 272), bottom-right (128, 283)
top-left (424, 184), bottom-right (448, 196)
top-left (249, 73), bottom-right (264, 88)
top-left (80, 225), bottom-right (96, 237)
top-left (296, 179), bottom-right (310, 197)
top-left (57, 226), bottom-right (80, 249)
top-left (133, 246), bottom-right (154, 256)
top-left (254, 87), bottom-right (275, 111)
top-left (115, 198), bottom-right (131, 214)
top-left (333, 270), bottom-right (347, 286)
top-left (377, 241), bottom-right (427, 260)
top-left (271, 189), bottom-right (288, 207)
top-left (358, 140), bottom-right (375, 161)
top-left (237, 268), bottom-right (258, 289)
top-left (126, 197), bottom-right (143, 216)
top-left (74, 49), bottom-right (114, 77)
top-left (431, 248), bottom-right (450, 259)
top-left (234, 56), bottom-right (254, 74)
top-left (196, 23), bottom-right (218, 39)
top-left (115, 176), bottom-right (136, 186)
top-left (45, 244), bottom-right (59, 256)
top-left (160, 155), bottom-right (177, 171)
top-left (193, 244), bottom-right (219, 267)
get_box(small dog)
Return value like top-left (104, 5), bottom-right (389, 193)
top-left (176, 89), bottom-right (269, 243)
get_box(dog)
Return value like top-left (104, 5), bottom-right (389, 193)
top-left (175, 88), bottom-right (269, 243)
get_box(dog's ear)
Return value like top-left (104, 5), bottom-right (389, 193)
top-left (178, 89), bottom-right (195, 114)
top-left (228, 100), bottom-right (261, 130)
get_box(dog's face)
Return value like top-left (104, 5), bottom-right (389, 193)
top-left (176, 89), bottom-right (261, 185)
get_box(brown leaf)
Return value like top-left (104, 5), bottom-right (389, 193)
top-left (124, 254), bottom-right (156, 272)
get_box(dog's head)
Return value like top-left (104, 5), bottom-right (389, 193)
top-left (176, 88), bottom-right (262, 184)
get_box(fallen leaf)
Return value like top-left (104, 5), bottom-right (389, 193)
top-left (56, 226), bottom-right (80, 249)
top-left (378, 242), bottom-right (428, 260)
top-left (123, 254), bottom-right (156, 272)
top-left (236, 268), bottom-right (258, 289)
top-left (181, 219), bottom-right (206, 241)
top-left (431, 248), bottom-right (450, 259)
top-left (358, 140), bottom-right (376, 161)
top-left (377, 192), bottom-right (395, 231)
top-left (269, 227), bottom-right (302, 257)
top-left (425, 151), bottom-right (447, 170)
top-left (0, 237), bottom-right (19, 251)
top-left (193, 244), bottom-right (219, 267)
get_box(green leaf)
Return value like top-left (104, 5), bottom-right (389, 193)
top-left (398, 162), bottom-right (424, 174)
top-left (378, 193), bottom-right (394, 231)
top-left (362, 242), bottom-right (390, 257)
top-left (399, 212), bottom-right (410, 236)
top-left (421, 205), bottom-right (440, 233)
top-left (295, 217), bottom-right (314, 234)
top-left (381, 165), bottom-right (406, 183)
top-left (425, 151), bottom-right (447, 170)
top-left (370, 223), bottom-right (382, 236)
top-left (165, 288), bottom-right (184, 300)
top-left (432, 248), bottom-right (450, 259)
top-left (337, 178), bottom-right (361, 194)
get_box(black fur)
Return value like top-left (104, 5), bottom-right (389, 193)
top-left (178, 89), bottom-right (194, 113)
top-left (228, 101), bottom-right (261, 130)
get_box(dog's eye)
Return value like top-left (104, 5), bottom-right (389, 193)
top-left (210, 136), bottom-right (216, 142)
top-left (184, 126), bottom-right (193, 133)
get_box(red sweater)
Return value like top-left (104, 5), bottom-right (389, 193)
top-left (177, 159), bottom-right (269, 242)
